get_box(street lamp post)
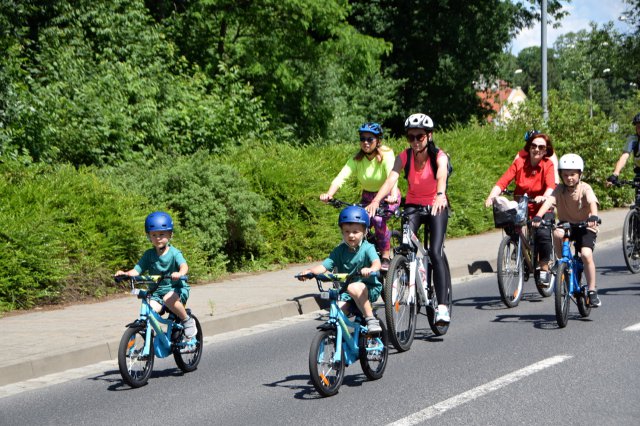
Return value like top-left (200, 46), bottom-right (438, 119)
top-left (590, 68), bottom-right (611, 119)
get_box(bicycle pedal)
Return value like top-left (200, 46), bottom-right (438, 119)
top-left (317, 323), bottom-right (335, 331)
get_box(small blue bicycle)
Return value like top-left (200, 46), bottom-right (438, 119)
top-left (115, 275), bottom-right (203, 388)
top-left (295, 272), bottom-right (388, 397)
top-left (554, 221), bottom-right (599, 328)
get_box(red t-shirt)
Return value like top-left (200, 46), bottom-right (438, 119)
top-left (399, 149), bottom-right (447, 206)
top-left (496, 152), bottom-right (556, 218)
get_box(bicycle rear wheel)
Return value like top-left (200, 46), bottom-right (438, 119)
top-left (383, 254), bottom-right (417, 352)
top-left (118, 325), bottom-right (154, 388)
top-left (576, 270), bottom-right (591, 318)
top-left (554, 263), bottom-right (570, 328)
top-left (173, 314), bottom-right (203, 373)
top-left (497, 236), bottom-right (524, 307)
top-left (309, 329), bottom-right (345, 397)
top-left (622, 209), bottom-right (640, 274)
top-left (426, 252), bottom-right (452, 336)
top-left (359, 321), bottom-right (389, 380)
top-left (577, 285), bottom-right (591, 318)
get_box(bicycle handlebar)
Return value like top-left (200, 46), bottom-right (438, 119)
top-left (325, 198), bottom-right (394, 218)
top-left (114, 274), bottom-right (189, 284)
top-left (557, 219), bottom-right (602, 230)
top-left (295, 271), bottom-right (379, 283)
top-left (614, 180), bottom-right (640, 189)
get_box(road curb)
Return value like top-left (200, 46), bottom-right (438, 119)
top-left (0, 296), bottom-right (321, 387)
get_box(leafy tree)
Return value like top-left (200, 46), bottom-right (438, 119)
top-left (148, 0), bottom-right (399, 141)
top-left (0, 0), bottom-right (270, 165)
top-left (348, 0), bottom-right (567, 132)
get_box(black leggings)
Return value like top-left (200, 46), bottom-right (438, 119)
top-left (534, 212), bottom-right (555, 263)
top-left (404, 205), bottom-right (448, 305)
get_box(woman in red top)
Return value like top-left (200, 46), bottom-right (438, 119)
top-left (485, 132), bottom-right (556, 283)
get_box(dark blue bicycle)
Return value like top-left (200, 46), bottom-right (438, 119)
top-left (554, 222), bottom-right (599, 328)
top-left (296, 272), bottom-right (388, 397)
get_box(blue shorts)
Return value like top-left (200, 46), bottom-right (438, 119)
top-left (151, 286), bottom-right (190, 307)
top-left (339, 281), bottom-right (382, 304)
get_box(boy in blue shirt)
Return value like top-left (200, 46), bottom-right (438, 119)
top-left (115, 211), bottom-right (196, 338)
top-left (299, 206), bottom-right (383, 333)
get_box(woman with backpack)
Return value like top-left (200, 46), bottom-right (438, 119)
top-left (365, 113), bottom-right (452, 324)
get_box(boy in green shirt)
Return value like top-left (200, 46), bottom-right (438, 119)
top-left (299, 206), bottom-right (383, 333)
top-left (115, 211), bottom-right (196, 337)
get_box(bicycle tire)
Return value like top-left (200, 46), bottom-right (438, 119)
top-left (622, 209), bottom-right (640, 274)
top-left (426, 252), bottom-right (452, 336)
top-left (359, 321), bottom-right (389, 381)
top-left (576, 269), bottom-right (591, 318)
top-left (383, 254), bottom-right (417, 352)
top-left (309, 329), bottom-right (345, 397)
top-left (554, 263), bottom-right (570, 328)
top-left (173, 314), bottom-right (203, 373)
top-left (497, 236), bottom-right (524, 307)
top-left (118, 325), bottom-right (154, 388)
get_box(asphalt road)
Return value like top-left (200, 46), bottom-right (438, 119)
top-left (1, 241), bottom-right (639, 425)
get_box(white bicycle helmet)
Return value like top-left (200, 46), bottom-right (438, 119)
top-left (404, 113), bottom-right (434, 131)
top-left (558, 153), bottom-right (584, 172)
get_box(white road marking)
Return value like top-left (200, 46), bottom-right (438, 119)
top-left (623, 322), bottom-right (640, 331)
top-left (387, 355), bottom-right (572, 426)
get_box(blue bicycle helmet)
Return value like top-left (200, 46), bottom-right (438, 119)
top-left (358, 122), bottom-right (383, 136)
top-left (338, 206), bottom-right (370, 228)
top-left (145, 211), bottom-right (174, 233)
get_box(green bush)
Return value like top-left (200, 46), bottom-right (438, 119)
top-left (102, 151), bottom-right (271, 272)
top-left (0, 161), bottom-right (142, 311)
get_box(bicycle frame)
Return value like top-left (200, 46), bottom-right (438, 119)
top-left (316, 276), bottom-right (384, 366)
top-left (130, 289), bottom-right (180, 358)
top-left (125, 277), bottom-right (195, 358)
top-left (395, 210), bottom-right (434, 309)
top-left (556, 226), bottom-right (584, 296)
top-left (505, 224), bottom-right (535, 276)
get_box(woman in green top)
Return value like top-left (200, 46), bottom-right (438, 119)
top-left (320, 122), bottom-right (401, 270)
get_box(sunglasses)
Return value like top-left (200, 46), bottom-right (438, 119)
top-left (531, 143), bottom-right (547, 151)
top-left (359, 136), bottom-right (377, 143)
top-left (406, 134), bottom-right (427, 142)
top-left (524, 130), bottom-right (541, 142)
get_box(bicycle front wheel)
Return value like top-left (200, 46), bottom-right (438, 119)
top-left (309, 329), bottom-right (345, 397)
top-left (384, 254), bottom-right (417, 352)
top-left (426, 252), bottom-right (452, 336)
top-left (622, 209), bottom-right (640, 273)
top-left (173, 314), bottom-right (203, 373)
top-left (359, 321), bottom-right (389, 381)
top-left (497, 236), bottom-right (524, 307)
top-left (118, 325), bottom-right (154, 388)
top-left (554, 263), bottom-right (571, 328)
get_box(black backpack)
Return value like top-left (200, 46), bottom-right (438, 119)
top-left (403, 147), bottom-right (453, 184)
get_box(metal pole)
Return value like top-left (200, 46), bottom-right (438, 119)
top-left (541, 0), bottom-right (548, 122)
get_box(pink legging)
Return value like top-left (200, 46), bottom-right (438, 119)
top-left (360, 188), bottom-right (402, 254)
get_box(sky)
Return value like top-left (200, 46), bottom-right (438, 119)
top-left (509, 0), bottom-right (631, 54)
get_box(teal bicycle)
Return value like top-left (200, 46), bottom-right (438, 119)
top-left (295, 272), bottom-right (388, 397)
top-left (115, 275), bottom-right (203, 388)
top-left (554, 221), bottom-right (600, 328)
